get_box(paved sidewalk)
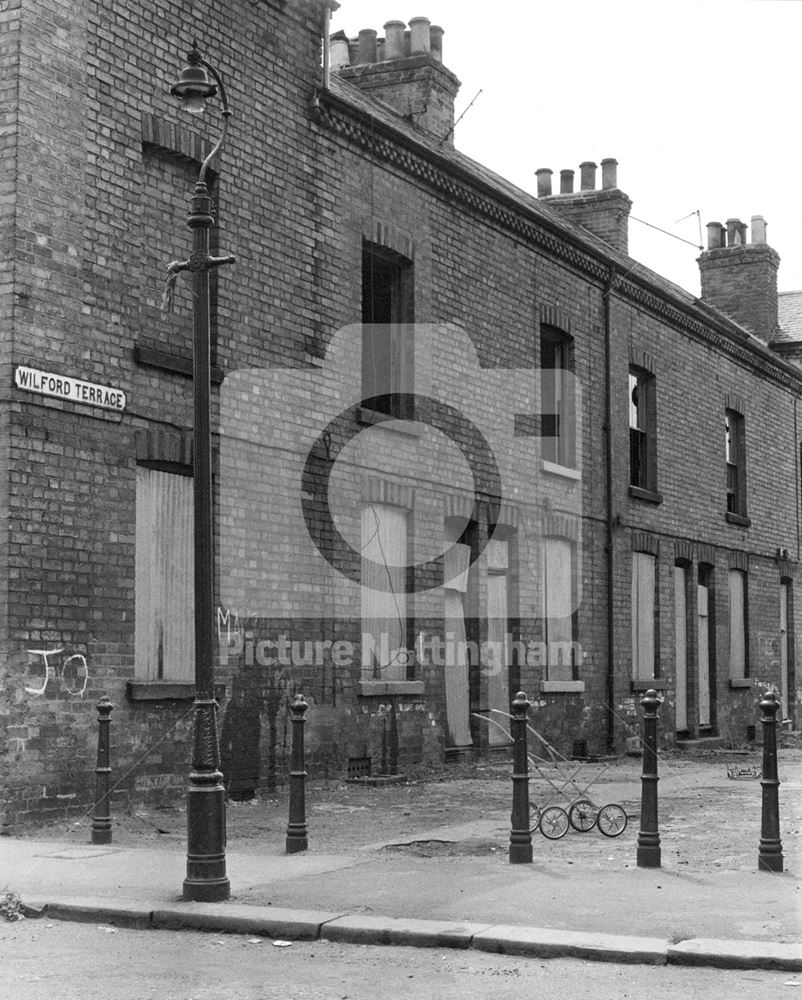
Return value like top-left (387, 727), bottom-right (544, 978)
top-left (4, 808), bottom-right (801, 972)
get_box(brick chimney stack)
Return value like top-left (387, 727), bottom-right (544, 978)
top-left (536, 158), bottom-right (632, 255)
top-left (698, 215), bottom-right (780, 342)
top-left (333, 18), bottom-right (460, 143)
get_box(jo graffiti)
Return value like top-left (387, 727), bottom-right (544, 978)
top-left (23, 647), bottom-right (89, 698)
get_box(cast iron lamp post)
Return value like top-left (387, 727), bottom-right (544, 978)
top-left (168, 42), bottom-right (235, 902)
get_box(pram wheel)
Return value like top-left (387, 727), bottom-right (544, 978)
top-left (539, 806), bottom-right (569, 840)
top-left (596, 803), bottom-right (628, 837)
top-left (568, 799), bottom-right (597, 832)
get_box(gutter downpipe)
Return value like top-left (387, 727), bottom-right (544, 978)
top-left (604, 267), bottom-right (616, 754)
top-left (322, 5), bottom-right (332, 89)
top-left (794, 396), bottom-right (800, 562)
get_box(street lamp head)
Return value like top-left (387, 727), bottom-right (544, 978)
top-left (170, 44), bottom-right (217, 114)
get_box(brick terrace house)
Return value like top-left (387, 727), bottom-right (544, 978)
top-left (1, 0), bottom-right (800, 826)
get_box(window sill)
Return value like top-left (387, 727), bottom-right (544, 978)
top-left (540, 680), bottom-right (585, 693)
top-left (541, 460), bottom-right (581, 482)
top-left (729, 677), bottom-right (754, 689)
top-left (357, 408), bottom-right (422, 436)
top-left (629, 485), bottom-right (663, 505)
top-left (725, 511), bottom-right (751, 528)
top-left (126, 680), bottom-right (227, 701)
top-left (358, 680), bottom-right (425, 697)
top-left (630, 678), bottom-right (667, 692)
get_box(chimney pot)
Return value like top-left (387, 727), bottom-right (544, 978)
top-left (329, 30), bottom-right (351, 69)
top-left (548, 164), bottom-right (632, 254)
top-left (706, 222), bottom-right (724, 250)
top-left (751, 215), bottom-right (768, 244)
top-left (430, 25), bottom-right (444, 62)
top-left (383, 20), bottom-right (406, 60)
top-left (356, 28), bottom-right (377, 65)
top-left (700, 217), bottom-right (779, 341)
top-left (726, 218), bottom-right (743, 247)
top-left (535, 168), bottom-right (553, 198)
top-left (340, 19), bottom-right (460, 145)
top-left (601, 158), bottom-right (618, 190)
top-left (579, 161), bottom-right (597, 191)
top-left (408, 16), bottom-right (432, 54)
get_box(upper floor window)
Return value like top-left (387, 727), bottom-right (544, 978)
top-left (361, 242), bottom-right (414, 419)
top-left (725, 410), bottom-right (747, 519)
top-left (540, 327), bottom-right (575, 468)
top-left (629, 368), bottom-right (657, 493)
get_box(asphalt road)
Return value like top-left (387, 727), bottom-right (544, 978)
top-left (2, 919), bottom-right (797, 1000)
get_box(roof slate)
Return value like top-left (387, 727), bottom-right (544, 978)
top-left (778, 291), bottom-right (802, 342)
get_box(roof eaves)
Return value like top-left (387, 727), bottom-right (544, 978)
top-left (317, 78), bottom-right (802, 389)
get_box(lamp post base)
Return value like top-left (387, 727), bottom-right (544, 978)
top-left (758, 844), bottom-right (784, 873)
top-left (183, 874), bottom-right (230, 902)
top-left (183, 779), bottom-right (229, 902)
top-left (636, 844), bottom-right (662, 868)
top-left (285, 824), bottom-right (308, 854)
top-left (91, 824), bottom-right (112, 846)
top-left (509, 832), bottom-right (533, 865)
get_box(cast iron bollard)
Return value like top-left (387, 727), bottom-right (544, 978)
top-left (637, 688), bottom-right (661, 868)
top-left (285, 693), bottom-right (309, 854)
top-left (91, 697), bottom-right (113, 845)
top-left (509, 691), bottom-right (533, 864)
top-left (758, 691), bottom-right (784, 872)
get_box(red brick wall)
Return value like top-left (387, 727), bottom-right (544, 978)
top-left (1, 0), bottom-right (799, 829)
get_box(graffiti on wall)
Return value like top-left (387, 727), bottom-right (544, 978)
top-left (23, 648), bottom-right (89, 698)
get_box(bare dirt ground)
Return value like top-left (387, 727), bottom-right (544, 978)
top-left (15, 745), bottom-right (802, 873)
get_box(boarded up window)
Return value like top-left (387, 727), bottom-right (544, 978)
top-left (444, 541), bottom-right (472, 747)
top-left (728, 569), bottom-right (747, 679)
top-left (543, 537), bottom-right (575, 681)
top-left (135, 468), bottom-right (194, 681)
top-left (361, 504), bottom-right (408, 681)
top-left (632, 551), bottom-right (656, 680)
top-left (486, 537), bottom-right (511, 744)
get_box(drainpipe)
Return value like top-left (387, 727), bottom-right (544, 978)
top-left (322, 2), bottom-right (334, 89)
top-left (604, 267), bottom-right (616, 753)
top-left (794, 396), bottom-right (800, 562)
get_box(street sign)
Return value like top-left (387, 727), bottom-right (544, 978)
top-left (14, 366), bottom-right (126, 412)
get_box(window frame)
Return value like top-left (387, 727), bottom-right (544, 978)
top-left (629, 367), bottom-right (659, 499)
top-left (361, 241), bottom-right (415, 420)
top-left (539, 326), bottom-right (576, 469)
top-left (725, 409), bottom-right (748, 523)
